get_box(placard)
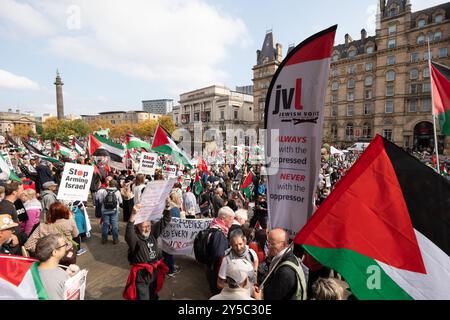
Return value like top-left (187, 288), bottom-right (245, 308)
top-left (57, 163), bottom-right (94, 202)
top-left (63, 269), bottom-right (88, 300)
top-left (138, 152), bottom-right (157, 175)
top-left (162, 164), bottom-right (177, 179)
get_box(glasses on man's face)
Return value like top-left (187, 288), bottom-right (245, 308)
top-left (56, 243), bottom-right (69, 250)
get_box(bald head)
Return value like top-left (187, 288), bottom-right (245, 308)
top-left (267, 228), bottom-right (289, 258)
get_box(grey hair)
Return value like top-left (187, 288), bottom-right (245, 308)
top-left (218, 206), bottom-right (234, 219)
top-left (234, 209), bottom-right (248, 221)
top-left (312, 278), bottom-right (344, 300)
top-left (35, 234), bottom-right (64, 262)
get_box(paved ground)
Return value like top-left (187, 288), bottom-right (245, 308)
top-left (77, 206), bottom-right (211, 300)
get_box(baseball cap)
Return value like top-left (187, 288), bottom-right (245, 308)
top-left (0, 214), bottom-right (18, 231)
top-left (42, 181), bottom-right (58, 189)
top-left (226, 259), bottom-right (252, 285)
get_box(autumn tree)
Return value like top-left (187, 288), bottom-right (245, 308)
top-left (41, 118), bottom-right (76, 141)
top-left (110, 123), bottom-right (136, 139)
top-left (13, 124), bottom-right (35, 139)
top-left (88, 119), bottom-right (112, 132)
top-left (135, 120), bottom-right (158, 139)
top-left (67, 119), bottom-right (90, 137)
top-left (158, 116), bottom-right (175, 134)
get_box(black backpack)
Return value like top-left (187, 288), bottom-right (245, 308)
top-left (103, 189), bottom-right (118, 210)
top-left (194, 228), bottom-right (218, 264)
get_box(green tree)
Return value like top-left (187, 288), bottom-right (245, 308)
top-left (67, 119), bottom-right (90, 137)
top-left (35, 122), bottom-right (43, 135)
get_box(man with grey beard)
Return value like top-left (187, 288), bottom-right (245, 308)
top-left (123, 202), bottom-right (172, 300)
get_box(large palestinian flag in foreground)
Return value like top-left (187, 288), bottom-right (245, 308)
top-left (0, 255), bottom-right (48, 299)
top-left (151, 125), bottom-right (192, 168)
top-left (431, 61), bottom-right (450, 136)
top-left (295, 135), bottom-right (450, 299)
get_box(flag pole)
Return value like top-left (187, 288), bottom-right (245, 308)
top-left (428, 38), bottom-right (441, 174)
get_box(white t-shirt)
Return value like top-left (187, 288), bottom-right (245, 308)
top-left (218, 247), bottom-right (258, 281)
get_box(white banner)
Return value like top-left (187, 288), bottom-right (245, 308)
top-left (134, 179), bottom-right (176, 224)
top-left (1, 151), bottom-right (14, 171)
top-left (162, 164), bottom-right (177, 179)
top-left (57, 163), bottom-right (94, 202)
top-left (265, 26), bottom-right (336, 238)
top-left (161, 218), bottom-right (212, 255)
top-left (138, 152), bottom-right (157, 175)
top-left (63, 269), bottom-right (88, 300)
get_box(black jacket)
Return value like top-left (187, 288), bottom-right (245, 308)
top-left (263, 253), bottom-right (300, 300)
top-left (207, 227), bottom-right (229, 269)
top-left (36, 164), bottom-right (54, 192)
top-left (125, 209), bottom-right (171, 283)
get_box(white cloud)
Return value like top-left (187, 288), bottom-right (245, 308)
top-left (365, 4), bottom-right (378, 34)
top-left (0, 68), bottom-right (39, 90)
top-left (0, 0), bottom-right (55, 38)
top-left (1, 0), bottom-right (249, 93)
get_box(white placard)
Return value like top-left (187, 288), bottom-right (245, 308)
top-left (1, 151), bottom-right (14, 171)
top-left (57, 163), bottom-right (94, 202)
top-left (162, 164), bottom-right (177, 179)
top-left (63, 269), bottom-right (88, 300)
top-left (134, 179), bottom-right (176, 224)
top-left (161, 218), bottom-right (212, 255)
top-left (138, 152), bottom-right (157, 175)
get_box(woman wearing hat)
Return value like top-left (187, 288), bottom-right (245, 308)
top-left (0, 214), bottom-right (19, 254)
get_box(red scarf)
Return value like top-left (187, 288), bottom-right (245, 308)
top-left (122, 259), bottom-right (169, 300)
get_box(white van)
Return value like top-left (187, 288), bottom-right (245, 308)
top-left (347, 142), bottom-right (370, 152)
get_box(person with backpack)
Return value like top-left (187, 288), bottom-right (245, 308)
top-left (95, 179), bottom-right (122, 244)
top-left (254, 228), bottom-right (307, 300)
top-left (196, 206), bottom-right (235, 295)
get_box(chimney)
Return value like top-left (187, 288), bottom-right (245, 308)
top-left (345, 34), bottom-right (351, 45)
top-left (361, 29), bottom-right (367, 41)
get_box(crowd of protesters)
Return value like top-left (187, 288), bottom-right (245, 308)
top-left (1, 139), bottom-right (449, 301)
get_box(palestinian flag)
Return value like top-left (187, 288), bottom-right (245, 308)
top-left (294, 135), bottom-right (450, 300)
top-left (240, 171), bottom-right (253, 199)
top-left (126, 132), bottom-right (151, 151)
top-left (151, 124), bottom-right (193, 168)
top-left (55, 142), bottom-right (74, 159)
top-left (193, 172), bottom-right (202, 196)
top-left (431, 61), bottom-right (450, 136)
top-left (22, 140), bottom-right (62, 165)
top-left (89, 134), bottom-right (125, 169)
top-left (197, 157), bottom-right (210, 175)
top-left (71, 137), bottom-right (86, 155)
top-left (0, 255), bottom-right (48, 300)
top-left (0, 153), bottom-right (21, 182)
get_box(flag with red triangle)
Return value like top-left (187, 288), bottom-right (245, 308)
top-left (151, 125), bottom-right (192, 168)
top-left (240, 171), bottom-right (253, 199)
top-left (294, 134), bottom-right (450, 300)
top-left (431, 61), bottom-right (450, 136)
top-left (193, 172), bottom-right (202, 196)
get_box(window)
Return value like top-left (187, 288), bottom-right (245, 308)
top-left (386, 84), bottom-right (394, 96)
top-left (331, 69), bottom-right (339, 77)
top-left (366, 46), bottom-right (374, 54)
top-left (435, 15), bottom-right (443, 23)
top-left (220, 110), bottom-right (225, 120)
top-left (364, 103), bottom-right (372, 115)
top-left (387, 55), bottom-right (396, 65)
top-left (439, 48), bottom-right (448, 58)
top-left (331, 94), bottom-right (338, 103)
top-left (422, 98), bottom-right (431, 112)
top-left (331, 124), bottom-right (338, 139)
top-left (410, 68), bottom-right (419, 80)
top-left (411, 52), bottom-right (419, 62)
top-left (365, 62), bottom-right (373, 71)
top-left (434, 31), bottom-right (442, 41)
top-left (234, 110), bottom-right (238, 119)
top-left (390, 7), bottom-right (397, 17)
top-left (423, 82), bottom-right (431, 93)
top-left (386, 70), bottom-right (395, 81)
top-left (418, 19), bottom-right (426, 28)
top-left (347, 92), bottom-right (354, 101)
top-left (347, 105), bottom-right (354, 116)
top-left (408, 99), bottom-right (417, 112)
top-left (410, 84), bottom-right (421, 94)
top-left (347, 79), bottom-right (355, 89)
top-left (348, 50), bottom-right (356, 58)
top-left (417, 35), bottom-right (425, 45)
top-left (363, 123), bottom-right (372, 138)
top-left (347, 65), bottom-right (355, 74)
top-left (205, 111), bottom-right (211, 122)
top-left (383, 129), bottom-right (393, 141)
top-left (424, 51), bottom-right (431, 61)
top-left (385, 100), bottom-right (394, 113)
top-left (331, 81), bottom-right (339, 91)
top-left (365, 89), bottom-right (373, 100)
top-left (364, 76), bottom-right (373, 86)
top-left (332, 54), bottom-right (339, 62)
top-left (427, 31), bottom-right (433, 42)
top-left (388, 39), bottom-right (396, 49)
top-left (388, 25), bottom-right (397, 36)
top-left (331, 105), bottom-right (338, 117)
top-left (194, 112), bottom-right (200, 122)
top-left (346, 124), bottom-right (354, 140)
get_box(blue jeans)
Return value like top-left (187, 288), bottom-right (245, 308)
top-left (102, 210), bottom-right (119, 241)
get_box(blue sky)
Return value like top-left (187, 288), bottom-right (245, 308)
top-left (0, 0), bottom-right (446, 116)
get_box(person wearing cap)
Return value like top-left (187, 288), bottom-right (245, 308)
top-left (41, 181), bottom-right (58, 222)
top-left (0, 214), bottom-right (19, 254)
top-left (210, 259), bottom-right (256, 300)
